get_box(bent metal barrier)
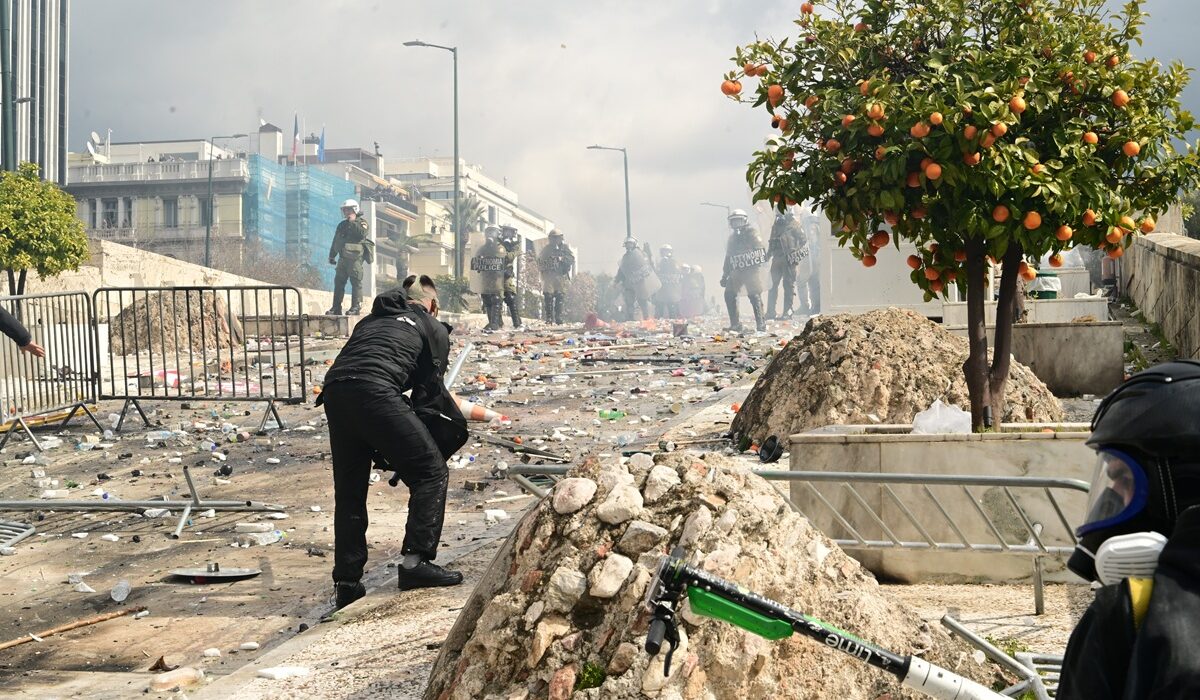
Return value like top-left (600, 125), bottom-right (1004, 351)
top-left (0, 292), bottom-right (104, 449)
top-left (506, 465), bottom-right (1088, 614)
top-left (91, 286), bottom-right (307, 432)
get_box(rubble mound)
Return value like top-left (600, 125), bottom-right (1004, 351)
top-left (424, 452), bottom-right (997, 700)
top-left (732, 308), bottom-right (1063, 440)
top-left (109, 291), bottom-right (244, 355)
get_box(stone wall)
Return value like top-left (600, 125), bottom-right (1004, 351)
top-left (22, 240), bottom-right (334, 316)
top-left (1123, 232), bottom-right (1200, 359)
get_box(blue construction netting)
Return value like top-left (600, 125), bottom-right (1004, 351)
top-left (243, 155), bottom-right (355, 289)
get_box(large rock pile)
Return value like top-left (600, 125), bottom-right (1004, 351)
top-left (732, 308), bottom-right (1063, 441)
top-left (109, 290), bottom-right (244, 355)
top-left (424, 452), bottom-right (999, 700)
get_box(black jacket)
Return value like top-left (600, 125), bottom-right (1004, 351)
top-left (322, 289), bottom-right (425, 394)
top-left (0, 307), bottom-right (32, 347)
top-left (1059, 505), bottom-right (1200, 699)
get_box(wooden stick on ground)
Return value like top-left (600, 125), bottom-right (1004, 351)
top-left (0, 607), bottom-right (147, 651)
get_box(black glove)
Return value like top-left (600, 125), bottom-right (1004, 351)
top-left (328, 257), bottom-right (337, 265)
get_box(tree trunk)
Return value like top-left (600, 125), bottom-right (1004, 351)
top-left (16, 268), bottom-right (26, 296)
top-left (5, 269), bottom-right (14, 297)
top-left (962, 237), bottom-right (991, 431)
top-left (989, 243), bottom-right (1024, 424)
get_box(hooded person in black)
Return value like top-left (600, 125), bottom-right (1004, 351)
top-left (319, 282), bottom-right (464, 610)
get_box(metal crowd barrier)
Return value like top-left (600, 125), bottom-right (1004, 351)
top-left (506, 465), bottom-right (1087, 614)
top-left (92, 286), bottom-right (307, 432)
top-left (0, 292), bottom-right (104, 450)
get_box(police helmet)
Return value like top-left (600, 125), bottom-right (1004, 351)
top-left (484, 225), bottom-right (501, 241)
top-left (623, 238), bottom-right (638, 249)
top-left (660, 244), bottom-right (673, 256)
top-left (728, 209), bottom-right (749, 228)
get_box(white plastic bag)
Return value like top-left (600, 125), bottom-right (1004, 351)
top-left (911, 399), bottom-right (972, 434)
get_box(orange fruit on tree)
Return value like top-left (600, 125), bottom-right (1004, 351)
top-left (1122, 141), bottom-right (1141, 157)
top-left (825, 138), bottom-right (841, 153)
top-left (1140, 217), bottom-right (1155, 233)
top-left (743, 62), bottom-right (757, 76)
top-left (1031, 163), bottom-right (1046, 176)
top-left (874, 145), bottom-right (887, 160)
top-left (1083, 209), bottom-right (1098, 227)
top-left (721, 80), bottom-right (741, 96)
top-left (945, 270), bottom-right (958, 282)
top-left (910, 121), bottom-right (931, 138)
top-left (930, 279), bottom-right (945, 293)
top-left (1106, 227), bottom-right (1124, 244)
top-left (854, 21), bottom-right (868, 32)
top-left (870, 230), bottom-right (890, 248)
top-left (834, 171), bottom-right (848, 185)
top-left (801, 1), bottom-right (814, 13)
top-left (920, 157), bottom-right (934, 170)
top-left (1108, 246), bottom-right (1125, 259)
top-left (1120, 215), bottom-right (1137, 231)
top-left (929, 243), bottom-right (940, 254)
top-left (954, 249), bottom-right (967, 262)
top-left (1107, 54), bottom-right (1120, 68)
top-left (840, 157), bottom-right (857, 174)
top-left (1009, 95), bottom-right (1027, 114)
top-left (992, 205), bottom-right (1010, 223)
top-left (911, 205), bottom-right (927, 219)
top-left (980, 133), bottom-right (997, 149)
top-left (841, 114), bottom-right (856, 128)
top-left (930, 111), bottom-right (944, 126)
top-left (859, 79), bottom-right (872, 96)
top-left (776, 117), bottom-right (789, 132)
top-left (924, 267), bottom-right (941, 281)
top-left (964, 124), bottom-right (978, 140)
top-left (924, 162), bottom-right (943, 180)
top-left (767, 84), bottom-right (784, 104)
top-left (867, 122), bottom-right (885, 137)
top-left (1113, 89), bottom-right (1130, 108)
top-left (991, 122), bottom-right (1008, 138)
top-left (1056, 225), bottom-right (1073, 241)
top-left (805, 95), bottom-right (821, 109)
top-left (1084, 50), bottom-right (1097, 64)
top-left (907, 172), bottom-right (922, 188)
top-left (1023, 211), bottom-right (1042, 230)
top-left (963, 151), bottom-right (982, 166)
top-left (907, 254), bottom-right (922, 270)
top-left (1019, 262), bottom-right (1037, 281)
top-left (1049, 253), bottom-right (1064, 268)
top-left (1083, 131), bottom-right (1099, 145)
top-left (866, 102), bottom-right (885, 120)
top-left (884, 210), bottom-right (900, 225)
top-left (862, 253), bottom-right (877, 267)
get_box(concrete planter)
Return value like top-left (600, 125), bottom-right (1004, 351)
top-left (789, 424), bottom-right (1093, 584)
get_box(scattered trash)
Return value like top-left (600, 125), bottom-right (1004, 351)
top-left (100, 534), bottom-right (120, 542)
top-left (239, 641), bottom-right (260, 651)
top-left (911, 399), bottom-right (972, 435)
top-left (202, 648), bottom-right (221, 658)
top-left (257, 666), bottom-right (310, 680)
top-left (484, 509), bottom-right (510, 525)
top-left (149, 666), bottom-right (205, 691)
top-left (168, 563), bottom-right (262, 583)
top-left (110, 580), bottom-right (131, 603)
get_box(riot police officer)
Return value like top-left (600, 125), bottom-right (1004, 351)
top-left (795, 210), bottom-right (822, 316)
top-left (765, 210), bottom-right (808, 320)
top-left (613, 237), bottom-right (660, 321)
top-left (327, 199), bottom-right (371, 315)
top-left (538, 229), bottom-right (574, 325)
top-left (654, 244), bottom-right (683, 319)
top-left (470, 226), bottom-right (507, 331)
top-left (498, 225), bottom-right (522, 329)
top-left (720, 209), bottom-right (768, 332)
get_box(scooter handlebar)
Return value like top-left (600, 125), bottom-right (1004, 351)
top-left (645, 618), bottom-right (668, 655)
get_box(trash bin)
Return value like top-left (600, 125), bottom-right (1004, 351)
top-left (1030, 270), bottom-right (1061, 300)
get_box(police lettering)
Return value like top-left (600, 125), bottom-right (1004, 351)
top-left (787, 246), bottom-right (810, 265)
top-left (730, 248), bottom-right (767, 270)
top-left (471, 256), bottom-right (505, 272)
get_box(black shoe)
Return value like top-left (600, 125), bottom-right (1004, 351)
top-left (346, 306), bottom-right (361, 315)
top-left (397, 561), bottom-right (464, 591)
top-left (333, 580), bottom-right (365, 610)
top-left (325, 307), bottom-right (342, 316)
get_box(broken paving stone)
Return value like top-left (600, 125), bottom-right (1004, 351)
top-left (548, 665), bottom-right (577, 700)
top-left (678, 506), bottom-right (713, 548)
top-left (236, 531), bottom-right (282, 547)
top-left (596, 484), bottom-right (643, 525)
top-left (616, 520), bottom-right (668, 556)
top-left (484, 509), bottom-right (509, 525)
top-left (551, 478), bottom-right (597, 515)
top-left (607, 641), bottom-right (639, 675)
top-left (588, 553), bottom-right (633, 598)
top-left (239, 641), bottom-right (260, 651)
top-left (545, 566), bottom-right (587, 613)
top-left (202, 648), bottom-right (221, 658)
top-left (142, 508), bottom-right (171, 518)
top-left (528, 615), bottom-right (570, 668)
top-left (100, 534), bottom-right (120, 542)
top-left (234, 522), bottom-right (274, 533)
top-left (643, 464), bottom-right (681, 503)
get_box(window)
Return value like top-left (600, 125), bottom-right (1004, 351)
top-left (488, 205), bottom-right (497, 224)
top-left (123, 198), bottom-right (134, 227)
top-left (88, 199), bottom-right (97, 229)
top-left (198, 197), bottom-right (211, 226)
top-left (101, 198), bottom-right (118, 228)
top-left (162, 197), bottom-right (178, 228)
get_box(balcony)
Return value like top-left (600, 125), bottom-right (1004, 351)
top-left (87, 223), bottom-right (241, 246)
top-left (69, 159), bottom-right (250, 185)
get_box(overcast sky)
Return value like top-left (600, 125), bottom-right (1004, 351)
top-left (70, 1), bottom-right (1200, 283)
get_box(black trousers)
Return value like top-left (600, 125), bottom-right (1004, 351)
top-left (322, 380), bottom-right (448, 583)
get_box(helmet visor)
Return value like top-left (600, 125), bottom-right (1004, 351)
top-left (1077, 449), bottom-right (1149, 537)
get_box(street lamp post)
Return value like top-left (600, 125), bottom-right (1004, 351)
top-left (587, 144), bottom-right (632, 241)
top-left (404, 40), bottom-right (461, 279)
top-left (700, 201), bottom-right (731, 217)
top-left (205, 133), bottom-right (247, 268)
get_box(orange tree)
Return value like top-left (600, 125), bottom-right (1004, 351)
top-left (728, 0), bottom-right (1200, 430)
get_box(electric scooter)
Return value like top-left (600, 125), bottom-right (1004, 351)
top-left (643, 554), bottom-right (1008, 700)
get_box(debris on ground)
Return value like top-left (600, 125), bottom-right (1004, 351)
top-left (733, 308), bottom-right (1065, 441)
top-left (424, 451), bottom-right (1004, 700)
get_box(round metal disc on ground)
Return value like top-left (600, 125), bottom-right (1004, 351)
top-left (168, 567), bottom-right (262, 584)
